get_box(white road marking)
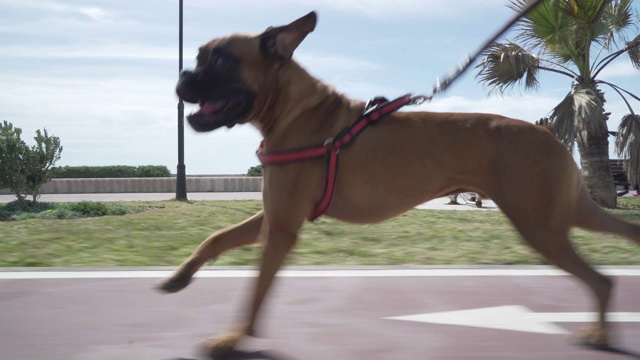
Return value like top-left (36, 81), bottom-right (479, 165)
top-left (384, 305), bottom-right (640, 335)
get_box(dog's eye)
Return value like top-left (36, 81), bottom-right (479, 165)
top-left (212, 54), bottom-right (233, 70)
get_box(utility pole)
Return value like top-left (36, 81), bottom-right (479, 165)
top-left (176, 0), bottom-right (188, 201)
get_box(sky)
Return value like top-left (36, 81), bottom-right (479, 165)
top-left (1, 0), bottom-right (639, 175)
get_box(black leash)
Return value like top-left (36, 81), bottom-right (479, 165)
top-left (409, 0), bottom-right (546, 105)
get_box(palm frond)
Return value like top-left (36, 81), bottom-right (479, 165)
top-left (601, 0), bottom-right (634, 47)
top-left (550, 86), bottom-right (604, 149)
top-left (560, 0), bottom-right (614, 72)
top-left (628, 34), bottom-right (640, 70)
top-left (560, 0), bottom-right (608, 25)
top-left (511, 0), bottom-right (575, 58)
top-left (615, 114), bottom-right (640, 185)
top-left (557, 0), bottom-right (621, 50)
top-left (596, 80), bottom-right (640, 114)
top-left (593, 33), bottom-right (640, 76)
top-left (535, 116), bottom-right (556, 134)
top-left (476, 42), bottom-right (540, 93)
top-left (508, 0), bottom-right (637, 74)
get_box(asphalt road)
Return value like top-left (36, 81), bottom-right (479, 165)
top-left (1, 267), bottom-right (639, 360)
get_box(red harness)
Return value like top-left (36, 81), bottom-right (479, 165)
top-left (256, 94), bottom-right (413, 221)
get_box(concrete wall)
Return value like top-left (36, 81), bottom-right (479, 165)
top-left (0, 177), bottom-right (262, 194)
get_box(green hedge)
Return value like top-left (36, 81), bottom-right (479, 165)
top-left (51, 165), bottom-right (171, 178)
top-left (247, 165), bottom-right (263, 177)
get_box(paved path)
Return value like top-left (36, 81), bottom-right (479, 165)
top-left (0, 192), bottom-right (498, 211)
top-left (1, 267), bottom-right (639, 360)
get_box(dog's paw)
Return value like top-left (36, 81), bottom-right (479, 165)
top-left (202, 331), bottom-right (244, 359)
top-left (574, 327), bottom-right (609, 349)
top-left (156, 272), bottom-right (193, 293)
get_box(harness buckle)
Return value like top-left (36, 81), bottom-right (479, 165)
top-left (323, 137), bottom-right (339, 153)
top-left (364, 97), bottom-right (388, 113)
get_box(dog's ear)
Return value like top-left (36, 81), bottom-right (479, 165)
top-left (260, 11), bottom-right (317, 61)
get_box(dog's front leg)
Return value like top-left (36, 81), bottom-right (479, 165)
top-left (205, 218), bottom-right (303, 358)
top-left (158, 210), bottom-right (265, 293)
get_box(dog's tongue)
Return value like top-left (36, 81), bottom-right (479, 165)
top-left (200, 101), bottom-right (226, 114)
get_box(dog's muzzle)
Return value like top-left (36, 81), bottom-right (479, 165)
top-left (176, 70), bottom-right (201, 104)
top-left (175, 69), bottom-right (256, 132)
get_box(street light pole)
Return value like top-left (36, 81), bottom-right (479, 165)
top-left (176, 0), bottom-right (188, 201)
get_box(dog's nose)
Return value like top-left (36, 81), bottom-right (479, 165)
top-left (176, 70), bottom-right (200, 103)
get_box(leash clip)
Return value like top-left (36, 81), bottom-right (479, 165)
top-left (409, 95), bottom-right (431, 106)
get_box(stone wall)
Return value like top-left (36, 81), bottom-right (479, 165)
top-left (0, 177), bottom-right (262, 194)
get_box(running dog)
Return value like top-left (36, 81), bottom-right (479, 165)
top-left (161, 11), bottom-right (640, 357)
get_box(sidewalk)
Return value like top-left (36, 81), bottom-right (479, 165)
top-left (0, 192), bottom-right (498, 211)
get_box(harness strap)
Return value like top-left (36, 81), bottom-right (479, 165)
top-left (309, 147), bottom-right (339, 220)
top-left (257, 94), bottom-right (413, 221)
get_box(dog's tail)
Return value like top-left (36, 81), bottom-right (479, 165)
top-left (572, 182), bottom-right (640, 245)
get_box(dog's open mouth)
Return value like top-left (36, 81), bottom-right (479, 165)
top-left (187, 95), bottom-right (253, 132)
top-left (198, 100), bottom-right (228, 115)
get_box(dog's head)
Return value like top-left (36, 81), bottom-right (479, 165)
top-left (176, 12), bottom-right (317, 132)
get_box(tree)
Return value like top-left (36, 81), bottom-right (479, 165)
top-left (476, 0), bottom-right (640, 208)
top-left (0, 121), bottom-right (63, 202)
top-left (0, 121), bottom-right (28, 200)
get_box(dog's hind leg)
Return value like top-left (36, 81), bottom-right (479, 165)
top-left (158, 210), bottom-right (265, 293)
top-left (565, 188), bottom-right (640, 347)
top-left (530, 230), bottom-right (612, 347)
top-left (503, 205), bottom-right (614, 348)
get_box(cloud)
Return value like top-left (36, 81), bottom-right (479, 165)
top-left (262, 0), bottom-right (500, 19)
top-left (597, 61), bottom-right (639, 79)
top-left (78, 7), bottom-right (113, 22)
top-left (297, 52), bottom-right (382, 73)
top-left (0, 43), bottom-right (179, 61)
top-left (1, 0), bottom-right (113, 22)
top-left (412, 94), bottom-right (561, 122)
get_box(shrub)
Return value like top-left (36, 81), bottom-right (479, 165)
top-left (247, 165), bottom-right (263, 176)
top-left (0, 121), bottom-right (63, 202)
top-left (67, 201), bottom-right (109, 217)
top-left (0, 200), bottom-right (56, 221)
top-left (0, 200), bottom-right (147, 221)
top-left (2, 199), bottom-right (56, 213)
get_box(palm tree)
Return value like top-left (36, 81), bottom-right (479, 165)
top-left (476, 0), bottom-right (640, 208)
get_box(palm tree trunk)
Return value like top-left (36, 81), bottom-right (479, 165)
top-left (577, 119), bottom-right (617, 208)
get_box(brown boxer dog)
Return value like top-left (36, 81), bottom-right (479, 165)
top-left (161, 11), bottom-right (640, 357)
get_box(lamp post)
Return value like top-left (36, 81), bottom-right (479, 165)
top-left (176, 0), bottom-right (188, 201)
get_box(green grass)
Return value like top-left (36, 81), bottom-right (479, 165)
top-left (0, 198), bottom-right (639, 267)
